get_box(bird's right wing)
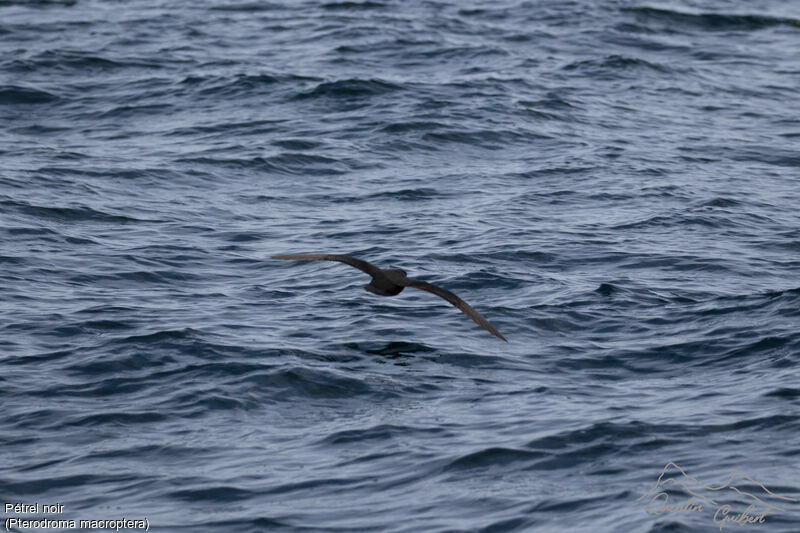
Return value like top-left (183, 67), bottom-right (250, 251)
top-left (271, 253), bottom-right (383, 278)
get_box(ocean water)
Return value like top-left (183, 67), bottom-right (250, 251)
top-left (2, 0), bottom-right (799, 531)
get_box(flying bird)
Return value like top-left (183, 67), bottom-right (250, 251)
top-left (272, 253), bottom-right (507, 341)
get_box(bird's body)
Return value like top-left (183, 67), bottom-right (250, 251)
top-left (365, 268), bottom-right (407, 296)
top-left (272, 253), bottom-right (507, 341)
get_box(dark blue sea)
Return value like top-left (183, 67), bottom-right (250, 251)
top-left (2, 1), bottom-right (799, 532)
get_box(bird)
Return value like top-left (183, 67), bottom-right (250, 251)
top-left (272, 253), bottom-right (507, 341)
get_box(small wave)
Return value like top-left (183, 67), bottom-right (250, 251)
top-left (368, 188), bottom-right (442, 201)
top-left (610, 211), bottom-right (750, 231)
top-left (595, 283), bottom-right (617, 296)
top-left (0, 0), bottom-right (76, 6)
top-left (170, 485), bottom-right (254, 503)
top-left (0, 85), bottom-right (58, 105)
top-left (416, 45), bottom-right (510, 61)
top-left (5, 51), bottom-right (154, 74)
top-left (207, 2), bottom-right (282, 12)
top-left (764, 388), bottom-right (800, 400)
top-left (85, 443), bottom-right (212, 461)
top-left (323, 188), bottom-right (443, 204)
top-left (709, 336), bottom-right (794, 365)
top-left (379, 120), bottom-right (447, 134)
top-left (697, 197), bottom-right (743, 208)
top-left (361, 341), bottom-right (436, 356)
top-left (294, 78), bottom-right (402, 100)
top-left (67, 411), bottom-right (169, 427)
top-left (182, 72), bottom-right (281, 97)
top-left (623, 7), bottom-right (800, 31)
top-left (3, 474), bottom-right (127, 496)
top-left (97, 103), bottom-right (172, 119)
top-left (271, 138), bottom-right (324, 150)
top-left (444, 447), bottom-right (547, 471)
top-left (268, 152), bottom-right (348, 176)
top-left (562, 55), bottom-right (670, 79)
top-left (68, 269), bottom-right (202, 285)
top-left (729, 147), bottom-right (800, 168)
top-left (321, 1), bottom-right (388, 10)
top-left (421, 128), bottom-right (538, 150)
top-left (174, 154), bottom-right (347, 175)
top-left (319, 423), bottom-right (442, 446)
top-left (692, 287), bottom-right (800, 318)
top-left (2, 199), bottom-right (146, 224)
top-left (237, 366), bottom-right (380, 400)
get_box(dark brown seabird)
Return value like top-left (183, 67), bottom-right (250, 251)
top-left (272, 254), bottom-right (507, 341)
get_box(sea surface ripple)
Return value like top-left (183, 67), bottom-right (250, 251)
top-left (1, 1), bottom-right (799, 532)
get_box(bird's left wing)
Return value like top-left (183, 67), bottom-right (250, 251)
top-left (403, 278), bottom-right (507, 341)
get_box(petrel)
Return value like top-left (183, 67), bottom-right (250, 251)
top-left (272, 254), bottom-right (507, 341)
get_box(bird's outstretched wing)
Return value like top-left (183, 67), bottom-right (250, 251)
top-left (402, 278), bottom-right (507, 341)
top-left (271, 253), bottom-right (383, 278)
